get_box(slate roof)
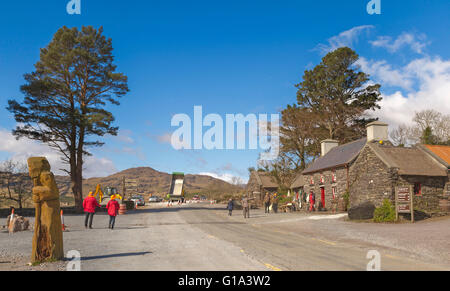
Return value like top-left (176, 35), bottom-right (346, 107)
top-left (251, 171), bottom-right (279, 189)
top-left (303, 138), bottom-right (367, 174)
top-left (368, 143), bottom-right (448, 177)
top-left (291, 174), bottom-right (305, 189)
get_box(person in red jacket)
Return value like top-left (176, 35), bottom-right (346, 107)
top-left (106, 195), bottom-right (120, 230)
top-left (83, 191), bottom-right (100, 229)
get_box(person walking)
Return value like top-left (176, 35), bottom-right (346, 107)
top-left (272, 193), bottom-right (279, 214)
top-left (264, 192), bottom-right (271, 214)
top-left (83, 191), bottom-right (100, 229)
top-left (227, 199), bottom-right (234, 216)
top-left (241, 196), bottom-right (255, 219)
top-left (107, 195), bottom-right (120, 229)
top-left (309, 191), bottom-right (316, 212)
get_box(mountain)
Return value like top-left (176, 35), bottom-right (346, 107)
top-left (56, 167), bottom-right (243, 201)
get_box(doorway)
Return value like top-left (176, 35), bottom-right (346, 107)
top-left (320, 187), bottom-right (325, 208)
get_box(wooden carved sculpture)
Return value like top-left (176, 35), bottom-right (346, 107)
top-left (27, 157), bottom-right (64, 263)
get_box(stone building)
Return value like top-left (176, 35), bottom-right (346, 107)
top-left (246, 171), bottom-right (278, 204)
top-left (418, 144), bottom-right (450, 199)
top-left (349, 141), bottom-right (448, 213)
top-left (291, 174), bottom-right (305, 197)
top-left (292, 121), bottom-right (450, 215)
top-left (300, 137), bottom-right (367, 210)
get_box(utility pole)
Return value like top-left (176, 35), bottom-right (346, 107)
top-left (122, 177), bottom-right (126, 204)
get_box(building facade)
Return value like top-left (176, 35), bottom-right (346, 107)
top-left (246, 171), bottom-right (279, 204)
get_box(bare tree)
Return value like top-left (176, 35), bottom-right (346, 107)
top-left (390, 124), bottom-right (413, 147)
top-left (390, 110), bottom-right (450, 146)
top-left (0, 160), bottom-right (32, 209)
top-left (231, 176), bottom-right (245, 187)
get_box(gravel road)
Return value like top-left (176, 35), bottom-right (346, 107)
top-left (1, 202), bottom-right (449, 271)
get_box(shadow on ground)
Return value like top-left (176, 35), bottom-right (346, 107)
top-left (80, 252), bottom-right (151, 261)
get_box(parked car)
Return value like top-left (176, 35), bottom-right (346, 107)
top-left (200, 195), bottom-right (207, 201)
top-left (130, 195), bottom-right (145, 206)
top-left (149, 196), bottom-right (162, 203)
top-left (192, 195), bottom-right (200, 201)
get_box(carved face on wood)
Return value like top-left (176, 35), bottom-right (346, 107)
top-left (27, 157), bottom-right (51, 179)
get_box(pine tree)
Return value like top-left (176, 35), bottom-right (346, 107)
top-left (7, 26), bottom-right (129, 211)
top-left (296, 47), bottom-right (382, 144)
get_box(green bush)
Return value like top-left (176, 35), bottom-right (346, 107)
top-left (342, 191), bottom-right (350, 209)
top-left (373, 199), bottom-right (396, 223)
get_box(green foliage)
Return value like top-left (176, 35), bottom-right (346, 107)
top-left (277, 194), bottom-right (292, 205)
top-left (295, 47), bottom-right (382, 144)
top-left (7, 26), bottom-right (128, 209)
top-left (342, 191), bottom-right (350, 209)
top-left (373, 199), bottom-right (396, 223)
top-left (421, 126), bottom-right (439, 145)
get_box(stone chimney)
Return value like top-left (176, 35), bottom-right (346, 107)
top-left (366, 121), bottom-right (388, 142)
top-left (321, 139), bottom-right (339, 157)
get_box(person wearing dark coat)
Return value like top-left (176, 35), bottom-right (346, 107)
top-left (227, 199), bottom-right (234, 216)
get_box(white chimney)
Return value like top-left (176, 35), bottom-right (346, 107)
top-left (321, 139), bottom-right (339, 157)
top-left (366, 121), bottom-right (388, 142)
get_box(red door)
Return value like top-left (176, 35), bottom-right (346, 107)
top-left (321, 187), bottom-right (325, 208)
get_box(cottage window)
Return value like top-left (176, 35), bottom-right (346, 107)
top-left (310, 177), bottom-right (314, 185)
top-left (331, 171), bottom-right (337, 183)
top-left (320, 175), bottom-right (325, 184)
top-left (332, 187), bottom-right (337, 200)
top-left (414, 183), bottom-right (422, 196)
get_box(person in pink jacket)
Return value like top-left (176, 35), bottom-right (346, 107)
top-left (83, 192), bottom-right (100, 229)
top-left (106, 195), bottom-right (120, 230)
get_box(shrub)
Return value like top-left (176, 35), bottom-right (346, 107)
top-left (373, 199), bottom-right (396, 223)
top-left (342, 191), bottom-right (350, 209)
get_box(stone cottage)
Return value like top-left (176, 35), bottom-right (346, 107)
top-left (300, 136), bottom-right (368, 210)
top-left (418, 144), bottom-right (450, 199)
top-left (246, 171), bottom-right (279, 204)
top-left (348, 128), bottom-right (449, 215)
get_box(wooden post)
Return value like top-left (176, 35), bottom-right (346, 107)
top-left (410, 185), bottom-right (414, 223)
top-left (395, 187), bottom-right (399, 221)
top-left (122, 177), bottom-right (126, 204)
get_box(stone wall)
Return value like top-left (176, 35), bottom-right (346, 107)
top-left (303, 167), bottom-right (348, 210)
top-left (398, 175), bottom-right (447, 214)
top-left (349, 145), bottom-right (394, 208)
top-left (349, 145), bottom-right (448, 215)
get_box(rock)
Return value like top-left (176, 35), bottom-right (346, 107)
top-left (7, 215), bottom-right (30, 233)
top-left (348, 201), bottom-right (376, 220)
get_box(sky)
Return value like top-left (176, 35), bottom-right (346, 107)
top-left (0, 0), bottom-right (449, 183)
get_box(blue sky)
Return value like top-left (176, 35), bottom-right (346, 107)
top-left (0, 0), bottom-right (449, 182)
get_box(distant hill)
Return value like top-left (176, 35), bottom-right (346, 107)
top-left (56, 167), bottom-right (243, 201)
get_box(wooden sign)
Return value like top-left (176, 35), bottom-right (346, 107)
top-left (395, 186), bottom-right (414, 223)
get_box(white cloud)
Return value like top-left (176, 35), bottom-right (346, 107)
top-left (199, 172), bottom-right (245, 185)
top-left (368, 56), bottom-right (450, 129)
top-left (316, 25), bottom-right (374, 54)
top-left (0, 127), bottom-right (117, 178)
top-left (115, 129), bottom-right (135, 144)
top-left (358, 57), bottom-right (414, 90)
top-left (370, 32), bottom-right (429, 54)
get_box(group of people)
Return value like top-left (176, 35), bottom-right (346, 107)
top-left (226, 192), bottom-right (280, 219)
top-left (263, 192), bottom-right (280, 214)
top-left (82, 192), bottom-right (121, 230)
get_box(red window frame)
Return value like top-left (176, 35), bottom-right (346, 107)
top-left (331, 171), bottom-right (337, 183)
top-left (414, 183), bottom-right (422, 196)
